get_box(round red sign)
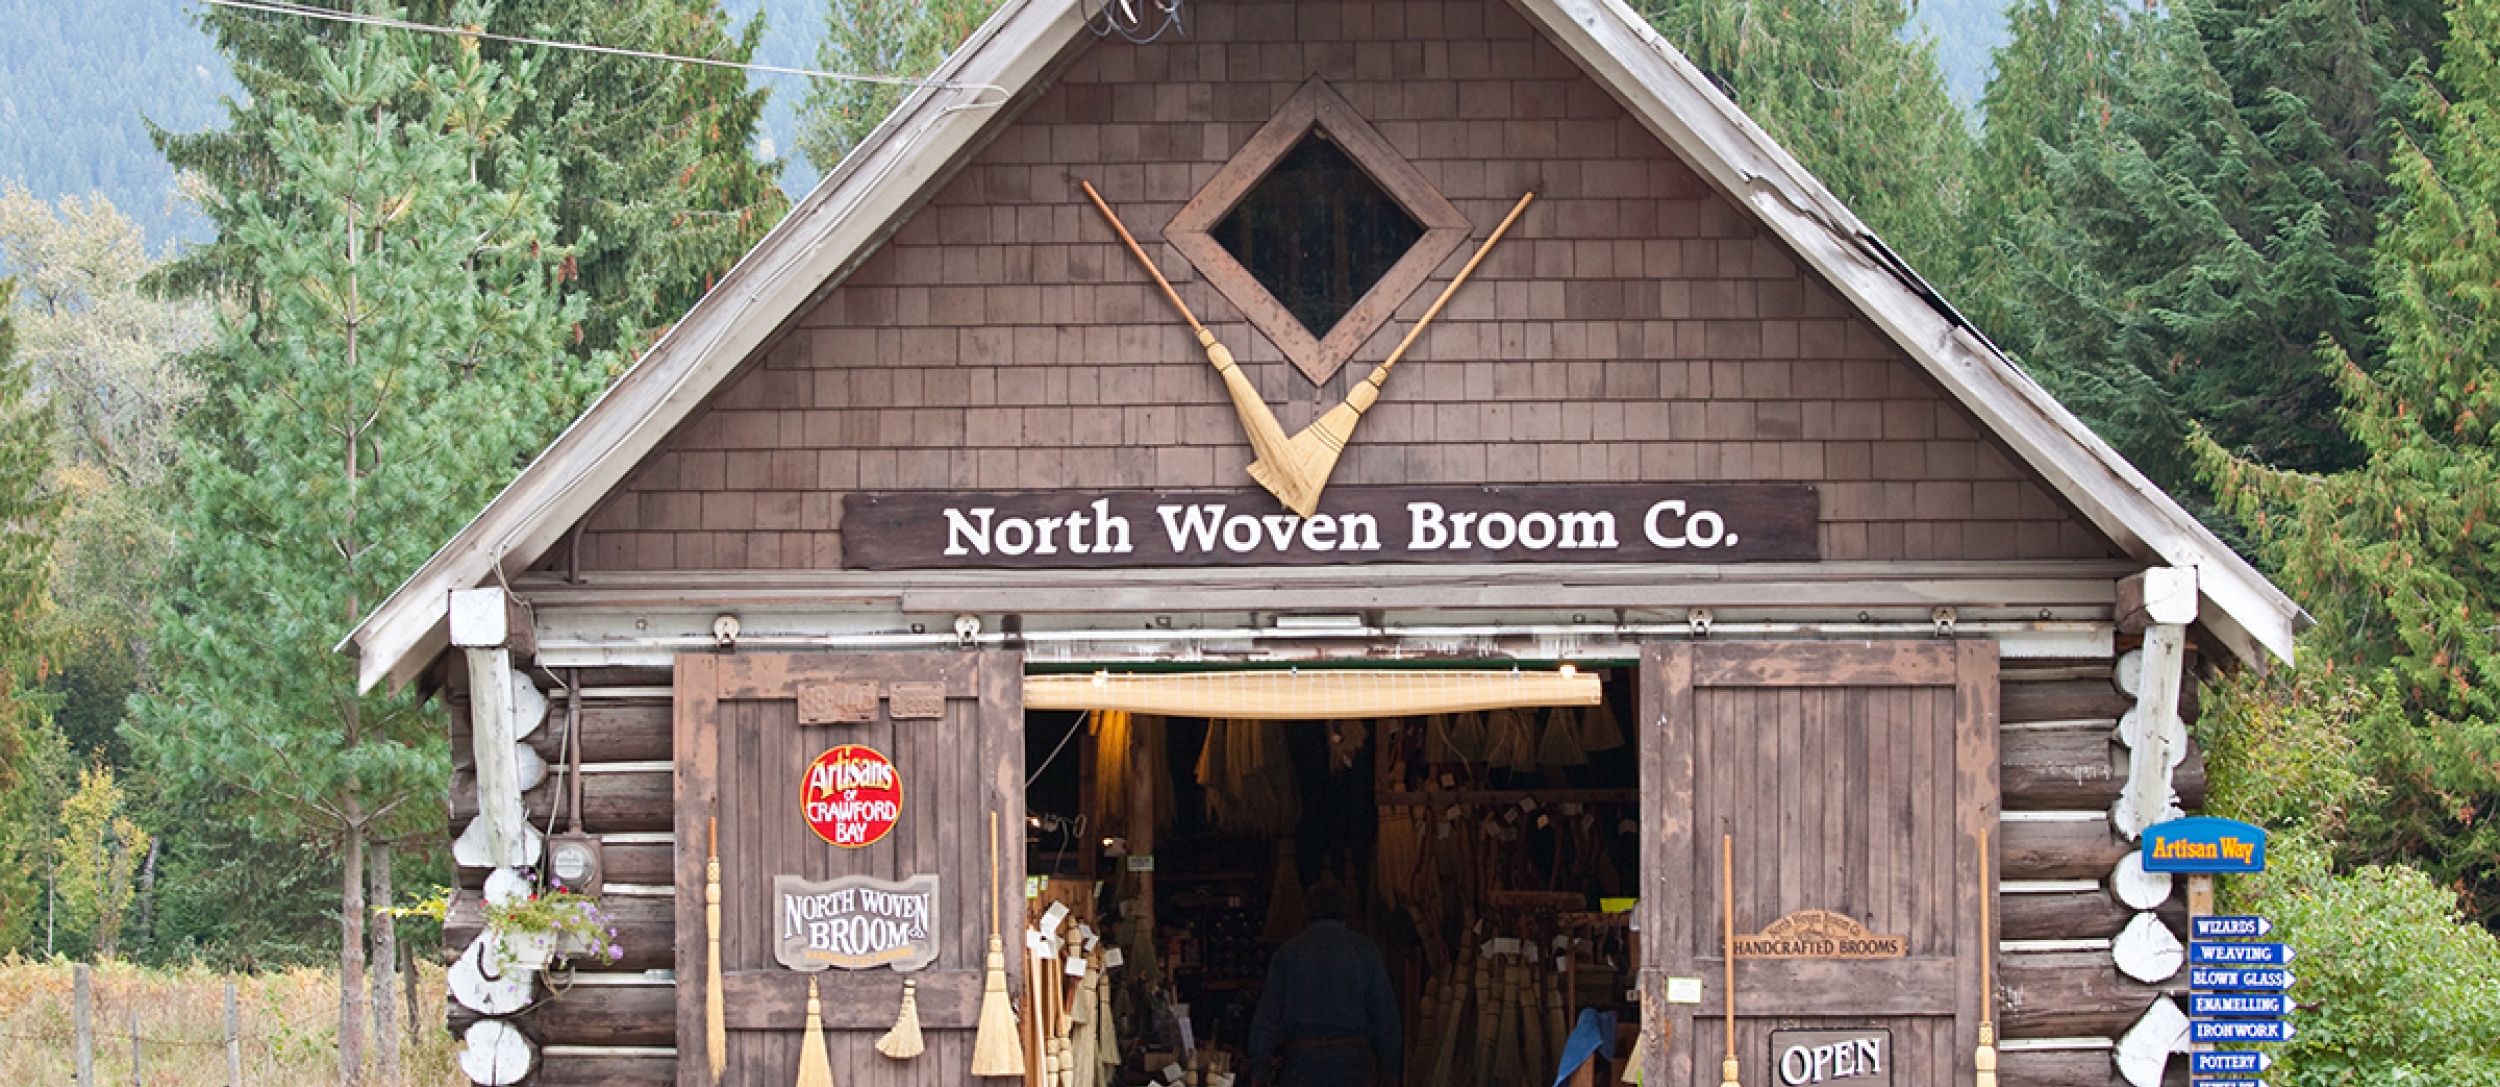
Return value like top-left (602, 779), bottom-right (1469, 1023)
top-left (801, 744), bottom-right (902, 848)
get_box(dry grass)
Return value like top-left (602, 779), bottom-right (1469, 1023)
top-left (0, 956), bottom-right (463, 1087)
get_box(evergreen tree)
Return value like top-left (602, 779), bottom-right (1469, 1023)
top-left (1978, 0), bottom-right (2428, 501)
top-left (2198, 0), bottom-right (2500, 924)
top-left (0, 293), bottom-right (66, 954)
top-left (154, 0), bottom-right (786, 355)
top-left (1640, 0), bottom-right (1979, 290)
top-left (794, 0), bottom-right (998, 171)
top-left (130, 23), bottom-right (601, 1083)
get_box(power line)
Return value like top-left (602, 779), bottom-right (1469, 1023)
top-left (190, 0), bottom-right (1008, 97)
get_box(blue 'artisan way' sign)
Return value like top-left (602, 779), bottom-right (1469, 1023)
top-left (2192, 1052), bottom-right (2272, 1075)
top-left (2142, 817), bottom-right (2269, 873)
top-left (2192, 993), bottom-right (2293, 1018)
top-left (2191, 942), bottom-right (2293, 966)
top-left (2191, 915), bottom-right (2273, 939)
top-left (2192, 1020), bottom-right (2295, 1043)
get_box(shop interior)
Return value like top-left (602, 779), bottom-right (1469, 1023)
top-left (1019, 669), bottom-right (1645, 1087)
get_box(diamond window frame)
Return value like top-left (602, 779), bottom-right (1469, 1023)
top-left (1165, 78), bottom-right (1472, 386)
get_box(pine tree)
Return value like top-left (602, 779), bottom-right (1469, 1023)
top-left (154, 0), bottom-right (785, 355)
top-left (795, 0), bottom-right (999, 171)
top-left (1639, 0), bottom-right (1979, 290)
top-left (1979, 0), bottom-right (2429, 500)
top-left (2198, 0), bottom-right (2500, 924)
top-left (0, 292), bottom-right (65, 954)
top-left (130, 25), bottom-right (601, 1084)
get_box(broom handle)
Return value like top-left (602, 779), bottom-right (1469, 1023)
top-left (1369, 192), bottom-right (1535, 382)
top-left (1722, 833), bottom-right (1735, 1059)
top-left (1080, 179), bottom-right (1206, 335)
top-left (1980, 826), bottom-right (1994, 1032)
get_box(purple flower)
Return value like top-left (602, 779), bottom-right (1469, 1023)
top-left (607, 946), bottom-right (624, 962)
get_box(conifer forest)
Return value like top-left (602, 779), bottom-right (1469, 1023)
top-left (6, 0), bottom-right (2500, 1082)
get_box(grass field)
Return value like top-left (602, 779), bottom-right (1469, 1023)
top-left (0, 957), bottom-right (463, 1086)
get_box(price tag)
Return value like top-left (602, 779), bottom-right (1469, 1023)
top-left (1065, 956), bottom-right (1089, 978)
top-left (1041, 901), bottom-right (1070, 935)
top-left (1127, 854), bottom-right (1156, 872)
top-left (1104, 947), bottom-right (1125, 969)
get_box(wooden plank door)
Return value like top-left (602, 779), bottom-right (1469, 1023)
top-left (675, 651), bottom-right (1025, 1086)
top-left (1638, 641), bottom-right (1998, 1087)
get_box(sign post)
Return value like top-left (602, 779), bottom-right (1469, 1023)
top-left (2142, 817), bottom-right (2293, 1087)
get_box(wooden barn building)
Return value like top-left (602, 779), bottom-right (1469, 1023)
top-left (344, 0), bottom-right (2305, 1083)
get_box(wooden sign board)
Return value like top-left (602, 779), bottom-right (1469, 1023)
top-left (1733, 909), bottom-right (1906, 959)
top-left (772, 873), bottom-right (941, 972)
top-left (841, 483), bottom-right (1818, 570)
top-left (1769, 1029), bottom-right (1890, 1087)
top-left (2142, 816), bottom-right (2268, 873)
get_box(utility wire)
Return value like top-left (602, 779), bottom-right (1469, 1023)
top-left (191, 0), bottom-right (1008, 96)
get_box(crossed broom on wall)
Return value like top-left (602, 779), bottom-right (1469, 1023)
top-left (1080, 180), bottom-right (1535, 518)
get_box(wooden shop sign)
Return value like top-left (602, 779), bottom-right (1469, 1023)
top-left (1733, 909), bottom-right (1906, 959)
top-left (772, 873), bottom-right (940, 971)
top-left (1769, 1029), bottom-right (1889, 1086)
top-left (840, 483), bottom-right (1818, 570)
top-left (802, 744), bottom-right (901, 848)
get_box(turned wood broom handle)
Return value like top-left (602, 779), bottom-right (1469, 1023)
top-left (1373, 191), bottom-right (1535, 378)
top-left (1080, 179), bottom-right (1207, 334)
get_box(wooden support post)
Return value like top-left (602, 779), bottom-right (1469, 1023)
top-left (2187, 875), bottom-right (2216, 1064)
top-left (74, 962), bottom-right (92, 1087)
top-left (2114, 569), bottom-right (2196, 839)
top-left (130, 1007), bottom-right (141, 1087)
top-left (226, 981), bottom-right (242, 1087)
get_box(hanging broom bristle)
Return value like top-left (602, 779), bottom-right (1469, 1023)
top-left (1538, 706), bottom-right (1589, 766)
top-left (971, 936), bottom-right (1026, 1075)
top-left (877, 979), bottom-right (925, 1060)
top-left (795, 979), bottom-right (834, 1087)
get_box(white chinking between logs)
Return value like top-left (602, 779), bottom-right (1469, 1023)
top-left (449, 587), bottom-right (547, 1086)
top-left (2111, 568), bottom-right (2197, 1086)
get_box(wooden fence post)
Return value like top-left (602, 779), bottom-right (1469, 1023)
top-left (130, 1007), bottom-right (141, 1087)
top-left (73, 963), bottom-right (93, 1087)
top-left (226, 981), bottom-right (243, 1087)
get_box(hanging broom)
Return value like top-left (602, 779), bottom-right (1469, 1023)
top-left (706, 819), bottom-right (725, 1084)
top-left (1579, 693), bottom-right (1626, 753)
top-left (1262, 840), bottom-right (1305, 943)
top-left (1977, 827), bottom-right (1999, 1087)
top-left (1538, 705), bottom-right (1589, 766)
top-left (796, 978), bottom-right (834, 1087)
top-left (877, 978), bottom-right (925, 1060)
top-left (972, 811), bottom-right (1027, 1077)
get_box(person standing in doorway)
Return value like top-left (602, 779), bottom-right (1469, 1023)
top-left (1248, 879), bottom-right (1402, 1087)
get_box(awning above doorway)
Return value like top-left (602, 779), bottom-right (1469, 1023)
top-left (1023, 667), bottom-right (1601, 719)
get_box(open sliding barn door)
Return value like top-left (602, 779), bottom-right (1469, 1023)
top-left (674, 652), bottom-right (1025, 1086)
top-left (1638, 642), bottom-right (1998, 1087)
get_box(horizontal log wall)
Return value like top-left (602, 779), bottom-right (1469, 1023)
top-left (444, 646), bottom-right (2195, 1085)
top-left (444, 664), bottom-right (679, 1085)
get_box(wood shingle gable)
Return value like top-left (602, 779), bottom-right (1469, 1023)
top-left (344, 0), bottom-right (2304, 693)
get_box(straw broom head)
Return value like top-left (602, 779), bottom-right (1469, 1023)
top-left (796, 979), bottom-right (834, 1087)
top-left (972, 810), bottom-right (1026, 1076)
top-left (877, 979), bottom-right (926, 1060)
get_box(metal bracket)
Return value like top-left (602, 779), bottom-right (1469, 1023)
top-left (1932, 607), bottom-right (1957, 637)
top-left (954, 614), bottom-right (983, 649)
top-left (711, 614), bottom-right (740, 649)
top-left (1688, 608), bottom-right (1713, 638)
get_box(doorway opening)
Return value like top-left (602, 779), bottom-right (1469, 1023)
top-left (1021, 667), bottom-right (1645, 1087)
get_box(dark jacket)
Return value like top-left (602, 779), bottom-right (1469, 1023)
top-left (1248, 919), bottom-right (1401, 1082)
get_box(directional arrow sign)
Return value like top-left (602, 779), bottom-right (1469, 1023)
top-left (2192, 1052), bottom-right (2274, 1075)
top-left (2193, 993), bottom-right (2293, 1018)
top-left (2193, 1020), bottom-right (2296, 1043)
top-left (2191, 915), bottom-right (2274, 939)
top-left (2191, 941), bottom-right (2293, 966)
top-left (2192, 1079), bottom-right (2265, 1087)
top-left (2192, 967), bottom-right (2294, 991)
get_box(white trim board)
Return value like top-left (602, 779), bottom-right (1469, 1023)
top-left (342, 0), bottom-right (2303, 692)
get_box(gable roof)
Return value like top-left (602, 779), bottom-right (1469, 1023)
top-left (343, 0), bottom-right (2306, 691)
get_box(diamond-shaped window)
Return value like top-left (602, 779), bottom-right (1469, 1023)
top-left (1167, 79), bottom-right (1471, 386)
top-left (1211, 134), bottom-right (1425, 340)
